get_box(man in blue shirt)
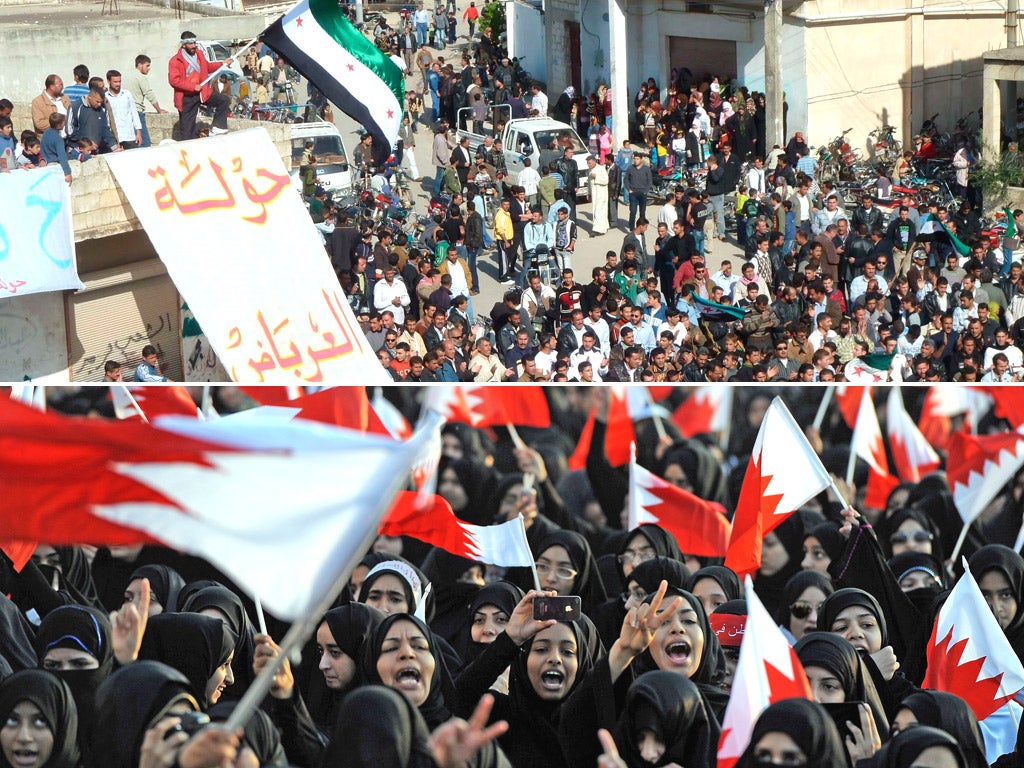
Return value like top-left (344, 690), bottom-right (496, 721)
top-left (134, 344), bottom-right (169, 382)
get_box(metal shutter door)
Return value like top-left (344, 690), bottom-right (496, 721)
top-left (67, 260), bottom-right (183, 382)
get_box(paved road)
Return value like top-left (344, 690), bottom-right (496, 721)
top-left (327, 16), bottom-right (747, 324)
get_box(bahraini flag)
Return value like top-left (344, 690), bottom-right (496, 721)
top-left (262, 0), bottom-right (404, 165)
top-left (0, 396), bottom-right (434, 620)
top-left (886, 387), bottom-right (940, 483)
top-left (848, 388), bottom-right (899, 509)
top-left (725, 397), bottom-right (832, 578)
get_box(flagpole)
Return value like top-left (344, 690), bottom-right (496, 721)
top-left (1013, 519), bottom-right (1024, 554)
top-left (519, 514), bottom-right (542, 592)
top-left (507, 423), bottom-right (527, 450)
top-left (812, 386), bottom-right (833, 431)
top-left (118, 385), bottom-right (150, 424)
top-left (827, 478), bottom-right (851, 512)
top-left (949, 520), bottom-right (972, 564)
top-left (254, 595), bottom-right (268, 636)
top-left (197, 36), bottom-right (261, 89)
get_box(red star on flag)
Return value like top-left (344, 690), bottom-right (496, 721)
top-left (347, 64), bottom-right (355, 71)
top-left (386, 109), bottom-right (394, 118)
top-left (295, 17), bottom-right (303, 26)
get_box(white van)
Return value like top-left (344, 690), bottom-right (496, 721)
top-left (289, 121), bottom-right (352, 195)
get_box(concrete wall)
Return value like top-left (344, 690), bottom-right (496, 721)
top-left (543, 0), bottom-right (577, 97)
top-left (508, 1), bottom-right (547, 85)
top-left (1, 14), bottom-right (265, 106)
top-left (738, 15), bottom-right (808, 142)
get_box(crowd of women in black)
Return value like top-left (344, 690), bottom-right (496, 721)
top-left (2, 386), bottom-right (1024, 768)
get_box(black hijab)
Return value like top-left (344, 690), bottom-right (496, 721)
top-left (420, 548), bottom-right (484, 646)
top-left (876, 506), bottom-right (944, 561)
top-left (874, 725), bottom-right (967, 768)
top-left (0, 670), bottom-right (79, 768)
top-left (886, 551), bottom-right (945, 615)
top-left (793, 632), bottom-right (889, 740)
top-left (34, 604), bottom-right (114, 752)
top-left (898, 691), bottom-right (987, 768)
top-left (630, 558), bottom-right (692, 596)
top-left (320, 685), bottom-right (435, 768)
top-left (92, 661), bottom-right (198, 768)
top-left (658, 443), bottom-right (728, 505)
top-left (773, 570), bottom-right (834, 630)
top-left (128, 565), bottom-right (186, 613)
top-left (138, 613), bottom-right (235, 708)
top-left (179, 582), bottom-right (257, 695)
top-left (0, 592), bottom-right (38, 673)
top-left (439, 456), bottom-right (498, 526)
top-left (689, 566), bottom-right (742, 604)
top-left (806, 521), bottom-right (847, 564)
top-left (208, 701), bottom-right (288, 766)
top-left (504, 613), bottom-right (603, 764)
top-left (614, 526), bottom-right (683, 587)
top-left (616, 671), bottom-right (718, 768)
top-left (454, 581), bottom-right (524, 664)
top-left (54, 547), bottom-right (103, 610)
top-left (362, 613), bottom-right (454, 729)
top-left (968, 544), bottom-right (1024, 661)
top-left (817, 588), bottom-right (890, 647)
top-left (640, 588), bottom-right (724, 687)
top-left (304, 603), bottom-right (386, 735)
top-left (535, 530), bottom-right (608, 614)
top-left (734, 699), bottom-right (848, 768)
top-left (753, 515), bottom-right (806, 617)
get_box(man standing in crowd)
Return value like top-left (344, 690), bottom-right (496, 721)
top-left (168, 31), bottom-right (232, 141)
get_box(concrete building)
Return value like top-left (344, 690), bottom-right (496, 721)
top-left (510, 0), bottom-right (1007, 156)
top-left (1, 110), bottom-right (290, 383)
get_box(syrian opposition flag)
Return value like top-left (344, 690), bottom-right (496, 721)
top-left (847, 389), bottom-right (899, 509)
top-left (844, 354), bottom-right (894, 382)
top-left (718, 577), bottom-right (812, 768)
top-left (628, 449), bottom-right (730, 557)
top-left (262, 0), bottom-right (403, 165)
top-left (381, 492), bottom-right (534, 567)
top-left (886, 388), bottom-right (940, 482)
top-left (919, 212), bottom-right (971, 257)
top-left (725, 398), bottom-right (833, 578)
top-left (423, 386), bottom-right (551, 429)
top-left (946, 430), bottom-right (1024, 528)
top-left (0, 396), bottom-right (434, 621)
top-left (925, 560), bottom-right (1024, 728)
top-left (671, 387), bottom-right (733, 439)
top-left (111, 385), bottom-right (201, 422)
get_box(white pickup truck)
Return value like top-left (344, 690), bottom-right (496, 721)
top-left (456, 106), bottom-right (593, 199)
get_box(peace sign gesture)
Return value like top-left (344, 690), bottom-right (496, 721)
top-left (608, 580), bottom-right (683, 682)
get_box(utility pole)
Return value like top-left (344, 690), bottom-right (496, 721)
top-left (355, 0), bottom-right (364, 26)
top-left (1006, 0), bottom-right (1017, 140)
top-left (764, 0), bottom-right (784, 150)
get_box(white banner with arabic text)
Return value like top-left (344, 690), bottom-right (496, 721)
top-left (0, 166), bottom-right (81, 299)
top-left (105, 129), bottom-right (386, 383)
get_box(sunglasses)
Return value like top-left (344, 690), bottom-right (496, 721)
top-left (890, 531), bottom-right (934, 546)
top-left (789, 601), bottom-right (823, 620)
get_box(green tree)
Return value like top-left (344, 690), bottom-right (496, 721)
top-left (479, 1), bottom-right (505, 46)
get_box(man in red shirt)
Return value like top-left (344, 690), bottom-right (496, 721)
top-left (461, 2), bottom-right (480, 38)
top-left (168, 31), bottom-right (233, 140)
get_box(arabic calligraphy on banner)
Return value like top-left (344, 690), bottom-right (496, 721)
top-left (0, 166), bottom-right (82, 300)
top-left (104, 129), bottom-right (387, 383)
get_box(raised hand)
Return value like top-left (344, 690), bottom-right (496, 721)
top-left (597, 729), bottom-right (627, 768)
top-left (505, 589), bottom-right (557, 646)
top-left (609, 580), bottom-right (683, 682)
top-left (428, 694), bottom-right (509, 768)
top-left (112, 577), bottom-right (150, 665)
top-left (253, 633), bottom-right (294, 699)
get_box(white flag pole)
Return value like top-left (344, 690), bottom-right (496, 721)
top-left (812, 386), bottom-right (833, 430)
top-left (118, 385), bottom-right (150, 424)
top-left (197, 36), bottom-right (261, 89)
top-left (645, 390), bottom-right (667, 441)
top-left (507, 423), bottom-right (526, 450)
top-left (254, 595), bottom-right (268, 636)
top-left (949, 520), bottom-right (973, 564)
top-left (518, 513), bottom-right (542, 592)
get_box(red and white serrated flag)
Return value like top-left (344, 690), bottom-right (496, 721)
top-left (946, 429), bottom-right (1024, 527)
top-left (886, 388), bottom-right (940, 483)
top-left (671, 387), bottom-right (733, 439)
top-left (919, 388), bottom-right (992, 450)
top-left (567, 388), bottom-right (640, 470)
top-left (985, 388), bottom-right (1024, 430)
top-left (410, 417), bottom-right (443, 510)
top-left (111, 385), bottom-right (201, 422)
top-left (718, 576), bottom-right (812, 768)
top-left (924, 558), bottom-right (1024, 721)
top-left (628, 450), bottom-right (731, 557)
top-left (237, 386), bottom-right (305, 405)
top-left (725, 397), bottom-right (832, 578)
top-left (0, 396), bottom-right (434, 621)
top-left (380, 491), bottom-right (534, 567)
top-left (834, 385), bottom-right (868, 430)
top-left (422, 385), bottom-right (551, 428)
top-left (847, 388), bottom-right (899, 509)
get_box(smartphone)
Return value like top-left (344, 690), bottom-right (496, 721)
top-left (820, 702), bottom-right (864, 737)
top-left (533, 595), bottom-right (582, 622)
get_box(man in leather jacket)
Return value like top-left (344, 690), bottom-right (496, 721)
top-left (556, 146), bottom-right (580, 219)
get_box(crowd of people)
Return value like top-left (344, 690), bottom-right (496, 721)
top-left (4, 386), bottom-right (1024, 768)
